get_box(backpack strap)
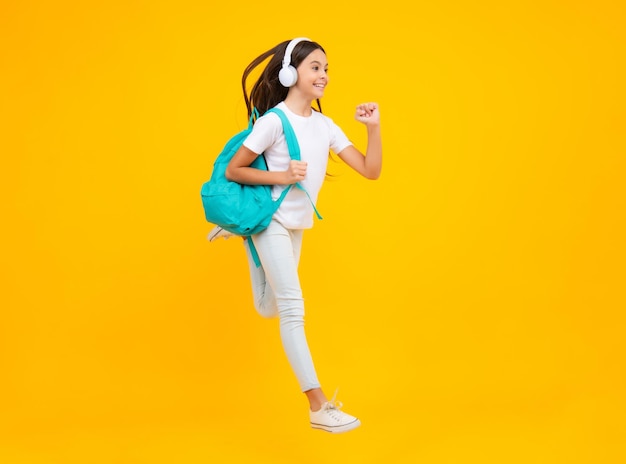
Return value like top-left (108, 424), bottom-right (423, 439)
top-left (248, 107), bottom-right (260, 129)
top-left (265, 107), bottom-right (323, 220)
top-left (247, 106), bottom-right (323, 268)
top-left (265, 107), bottom-right (300, 160)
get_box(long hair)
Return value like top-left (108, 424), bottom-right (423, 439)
top-left (242, 39), bottom-right (326, 120)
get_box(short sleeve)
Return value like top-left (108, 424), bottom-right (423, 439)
top-left (242, 113), bottom-right (282, 155)
top-left (328, 119), bottom-right (352, 155)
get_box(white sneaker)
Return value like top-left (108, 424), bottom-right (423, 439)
top-left (310, 391), bottom-right (361, 433)
top-left (207, 226), bottom-right (234, 242)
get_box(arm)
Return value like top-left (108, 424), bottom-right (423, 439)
top-left (225, 144), bottom-right (307, 186)
top-left (337, 103), bottom-right (382, 180)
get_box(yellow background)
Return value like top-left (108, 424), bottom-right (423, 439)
top-left (2, 1), bottom-right (625, 462)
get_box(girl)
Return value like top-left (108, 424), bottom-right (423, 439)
top-left (209, 37), bottom-right (382, 433)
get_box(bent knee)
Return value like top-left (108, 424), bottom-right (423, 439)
top-left (277, 302), bottom-right (305, 320)
top-left (255, 301), bottom-right (278, 319)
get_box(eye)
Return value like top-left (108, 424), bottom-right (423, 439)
top-left (312, 65), bottom-right (320, 71)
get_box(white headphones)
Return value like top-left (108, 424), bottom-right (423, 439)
top-left (278, 37), bottom-right (312, 87)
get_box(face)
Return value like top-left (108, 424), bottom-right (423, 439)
top-left (295, 49), bottom-right (329, 99)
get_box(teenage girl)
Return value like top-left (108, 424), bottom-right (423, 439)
top-left (209, 37), bottom-right (382, 433)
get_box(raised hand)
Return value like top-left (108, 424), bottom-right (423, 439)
top-left (354, 103), bottom-right (380, 126)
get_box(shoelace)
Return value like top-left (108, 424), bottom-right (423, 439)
top-left (323, 388), bottom-right (346, 420)
top-left (328, 387), bottom-right (342, 408)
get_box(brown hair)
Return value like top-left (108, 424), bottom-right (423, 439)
top-left (242, 39), bottom-right (326, 119)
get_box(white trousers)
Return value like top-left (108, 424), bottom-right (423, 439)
top-left (244, 220), bottom-right (320, 392)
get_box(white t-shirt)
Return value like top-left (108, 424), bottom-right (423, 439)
top-left (243, 102), bottom-right (352, 229)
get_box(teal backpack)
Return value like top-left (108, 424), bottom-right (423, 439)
top-left (200, 107), bottom-right (321, 267)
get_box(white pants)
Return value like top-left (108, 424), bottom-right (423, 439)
top-left (244, 220), bottom-right (320, 392)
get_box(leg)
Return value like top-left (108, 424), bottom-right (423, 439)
top-left (244, 238), bottom-right (278, 319)
top-left (250, 220), bottom-right (320, 392)
top-left (250, 221), bottom-right (360, 432)
top-left (243, 227), bottom-right (305, 319)
top-left (304, 388), bottom-right (327, 411)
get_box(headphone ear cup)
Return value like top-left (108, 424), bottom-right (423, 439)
top-left (279, 65), bottom-right (298, 87)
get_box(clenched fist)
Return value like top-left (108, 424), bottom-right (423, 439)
top-left (283, 160), bottom-right (307, 185)
top-left (355, 103), bottom-right (380, 126)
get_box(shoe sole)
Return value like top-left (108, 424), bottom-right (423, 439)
top-left (311, 418), bottom-right (361, 434)
top-left (208, 227), bottom-right (226, 242)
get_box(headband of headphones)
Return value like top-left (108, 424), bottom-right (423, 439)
top-left (282, 37), bottom-right (311, 68)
